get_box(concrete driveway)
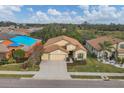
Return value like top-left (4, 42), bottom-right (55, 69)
top-left (33, 61), bottom-right (71, 80)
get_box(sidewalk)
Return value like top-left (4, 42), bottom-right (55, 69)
top-left (0, 71), bottom-right (37, 75)
top-left (69, 72), bottom-right (124, 76)
top-left (0, 71), bottom-right (124, 77)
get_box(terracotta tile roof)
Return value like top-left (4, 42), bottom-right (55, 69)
top-left (43, 45), bottom-right (68, 53)
top-left (87, 36), bottom-right (123, 51)
top-left (2, 40), bottom-right (13, 46)
top-left (0, 44), bottom-right (9, 53)
top-left (0, 33), bottom-right (16, 40)
top-left (44, 35), bottom-right (87, 51)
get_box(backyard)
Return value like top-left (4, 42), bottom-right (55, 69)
top-left (67, 57), bottom-right (124, 73)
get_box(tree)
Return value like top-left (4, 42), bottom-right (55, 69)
top-left (99, 41), bottom-right (114, 59)
top-left (8, 57), bottom-right (16, 64)
top-left (13, 49), bottom-right (25, 60)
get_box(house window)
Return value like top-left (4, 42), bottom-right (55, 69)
top-left (120, 44), bottom-right (124, 49)
top-left (77, 53), bottom-right (83, 59)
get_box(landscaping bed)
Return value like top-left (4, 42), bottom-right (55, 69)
top-left (67, 57), bottom-right (124, 73)
top-left (0, 63), bottom-right (39, 71)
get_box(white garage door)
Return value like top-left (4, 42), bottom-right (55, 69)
top-left (49, 54), bottom-right (66, 61)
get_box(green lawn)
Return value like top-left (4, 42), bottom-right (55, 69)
top-left (108, 76), bottom-right (124, 79)
top-left (0, 63), bottom-right (39, 71)
top-left (67, 57), bottom-right (124, 73)
top-left (71, 75), bottom-right (124, 79)
top-left (0, 74), bottom-right (34, 78)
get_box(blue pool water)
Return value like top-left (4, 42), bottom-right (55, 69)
top-left (10, 35), bottom-right (37, 46)
top-left (9, 42), bottom-right (21, 47)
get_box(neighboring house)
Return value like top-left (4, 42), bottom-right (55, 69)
top-left (0, 26), bottom-right (30, 35)
top-left (0, 44), bottom-right (11, 61)
top-left (41, 35), bottom-right (87, 61)
top-left (85, 36), bottom-right (124, 59)
top-left (13, 28), bottom-right (30, 35)
top-left (0, 35), bottom-right (41, 60)
top-left (0, 33), bottom-right (16, 40)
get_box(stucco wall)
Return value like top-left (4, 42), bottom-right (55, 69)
top-left (41, 53), bottom-right (49, 60)
top-left (50, 50), bottom-right (67, 55)
top-left (66, 44), bottom-right (76, 51)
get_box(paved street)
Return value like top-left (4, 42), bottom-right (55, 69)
top-left (0, 78), bottom-right (124, 88)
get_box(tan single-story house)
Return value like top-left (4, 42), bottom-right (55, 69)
top-left (41, 35), bottom-right (87, 61)
top-left (85, 36), bottom-right (124, 59)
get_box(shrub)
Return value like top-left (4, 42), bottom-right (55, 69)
top-left (66, 57), bottom-right (70, 61)
top-left (67, 60), bottom-right (87, 66)
top-left (82, 59), bottom-right (87, 65)
top-left (73, 59), bottom-right (87, 65)
top-left (13, 49), bottom-right (25, 61)
top-left (88, 53), bottom-right (97, 58)
top-left (116, 57), bottom-right (122, 64)
top-left (35, 61), bottom-right (41, 65)
top-left (22, 62), bottom-right (28, 69)
top-left (121, 58), bottom-right (124, 65)
top-left (0, 59), bottom-right (8, 65)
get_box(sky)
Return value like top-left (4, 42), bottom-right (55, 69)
top-left (0, 5), bottom-right (124, 24)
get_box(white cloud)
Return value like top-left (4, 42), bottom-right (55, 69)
top-left (2, 5), bottom-right (124, 24)
top-left (21, 6), bottom-right (124, 24)
top-left (36, 11), bottom-right (49, 20)
top-left (48, 8), bottom-right (61, 16)
top-left (79, 5), bottom-right (89, 11)
top-left (27, 11), bottom-right (49, 23)
top-left (71, 11), bottom-right (77, 15)
top-left (25, 8), bottom-right (84, 24)
top-left (78, 5), bottom-right (124, 24)
top-left (0, 5), bottom-right (22, 22)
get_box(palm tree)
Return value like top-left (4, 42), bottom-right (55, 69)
top-left (99, 41), bottom-right (114, 60)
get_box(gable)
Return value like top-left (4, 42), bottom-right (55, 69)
top-left (67, 44), bottom-right (76, 51)
top-left (54, 40), bottom-right (69, 46)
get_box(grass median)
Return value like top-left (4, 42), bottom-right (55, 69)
top-left (71, 75), bottom-right (101, 79)
top-left (0, 74), bottom-right (34, 78)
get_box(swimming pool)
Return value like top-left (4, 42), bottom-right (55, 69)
top-left (10, 35), bottom-right (37, 46)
